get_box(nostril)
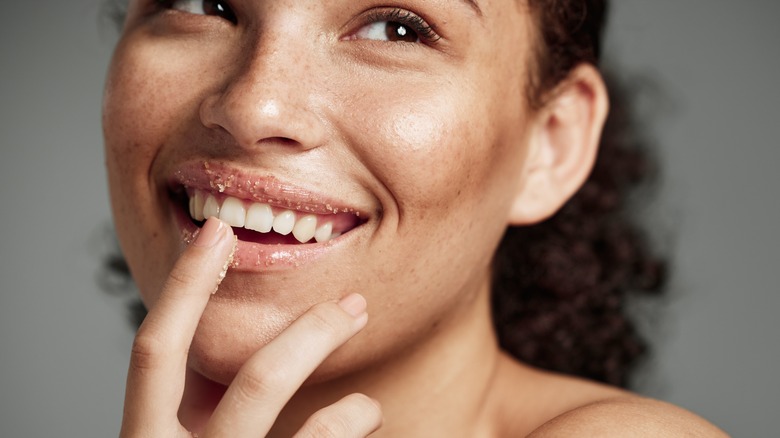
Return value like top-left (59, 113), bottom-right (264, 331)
top-left (257, 137), bottom-right (298, 147)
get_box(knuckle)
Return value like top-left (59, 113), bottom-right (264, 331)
top-left (304, 303), bottom-right (349, 339)
top-left (129, 332), bottom-right (166, 373)
top-left (298, 394), bottom-right (382, 438)
top-left (233, 366), bottom-right (288, 403)
top-left (301, 412), bottom-right (349, 438)
top-left (165, 266), bottom-right (197, 291)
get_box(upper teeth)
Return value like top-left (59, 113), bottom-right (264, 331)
top-left (188, 190), bottom-right (339, 244)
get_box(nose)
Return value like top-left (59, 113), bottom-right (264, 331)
top-left (199, 40), bottom-right (327, 152)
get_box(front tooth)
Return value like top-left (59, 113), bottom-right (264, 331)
top-left (245, 203), bottom-right (273, 233)
top-left (203, 194), bottom-right (220, 219)
top-left (292, 215), bottom-right (317, 243)
top-left (314, 222), bottom-right (333, 243)
top-left (191, 191), bottom-right (206, 221)
top-left (272, 210), bottom-right (296, 235)
top-left (219, 197), bottom-right (246, 227)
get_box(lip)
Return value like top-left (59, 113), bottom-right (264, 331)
top-left (169, 161), bottom-right (370, 272)
top-left (172, 161), bottom-right (369, 216)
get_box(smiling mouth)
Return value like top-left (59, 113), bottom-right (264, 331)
top-left (178, 189), bottom-right (365, 245)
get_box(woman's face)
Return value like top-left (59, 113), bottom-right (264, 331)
top-left (104, 0), bottom-right (538, 384)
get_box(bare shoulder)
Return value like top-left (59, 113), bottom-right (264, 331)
top-left (526, 396), bottom-right (729, 437)
top-left (490, 354), bottom-right (728, 437)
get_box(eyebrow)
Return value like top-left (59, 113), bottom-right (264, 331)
top-left (461, 0), bottom-right (484, 16)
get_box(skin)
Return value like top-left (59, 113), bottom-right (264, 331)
top-left (104, 0), bottom-right (729, 436)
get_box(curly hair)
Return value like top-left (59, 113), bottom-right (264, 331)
top-left (101, 0), bottom-right (664, 387)
top-left (492, 0), bottom-right (664, 387)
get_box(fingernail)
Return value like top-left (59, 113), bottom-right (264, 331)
top-left (194, 217), bottom-right (227, 248)
top-left (338, 293), bottom-right (367, 317)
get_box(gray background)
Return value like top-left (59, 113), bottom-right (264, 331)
top-left (1, 0), bottom-right (777, 436)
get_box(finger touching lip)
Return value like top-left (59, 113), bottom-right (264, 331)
top-left (168, 161), bottom-right (371, 271)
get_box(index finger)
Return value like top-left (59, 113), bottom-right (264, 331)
top-left (121, 217), bottom-right (235, 435)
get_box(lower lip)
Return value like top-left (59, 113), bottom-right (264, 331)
top-left (174, 206), bottom-right (348, 272)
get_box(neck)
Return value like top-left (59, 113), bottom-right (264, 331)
top-left (180, 282), bottom-right (502, 437)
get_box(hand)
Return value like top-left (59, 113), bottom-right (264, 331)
top-left (119, 217), bottom-right (382, 437)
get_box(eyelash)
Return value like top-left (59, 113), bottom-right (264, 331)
top-left (363, 8), bottom-right (441, 44)
top-left (154, 0), bottom-right (237, 23)
top-left (151, 2), bottom-right (441, 44)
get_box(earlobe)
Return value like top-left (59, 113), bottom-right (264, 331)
top-left (508, 64), bottom-right (609, 226)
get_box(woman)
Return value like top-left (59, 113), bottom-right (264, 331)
top-left (103, 0), bottom-right (726, 435)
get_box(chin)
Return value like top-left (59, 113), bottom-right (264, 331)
top-left (183, 286), bottom-right (363, 386)
top-left (183, 289), bottom-right (291, 385)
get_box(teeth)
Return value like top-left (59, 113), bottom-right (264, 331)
top-left (203, 194), bottom-right (220, 219)
top-left (191, 191), bottom-right (206, 221)
top-left (188, 190), bottom-right (346, 243)
top-left (272, 210), bottom-right (296, 235)
top-left (292, 215), bottom-right (317, 243)
top-left (245, 203), bottom-right (273, 233)
top-left (219, 197), bottom-right (246, 227)
top-left (314, 222), bottom-right (333, 243)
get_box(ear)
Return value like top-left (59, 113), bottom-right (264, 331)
top-left (508, 63), bottom-right (609, 225)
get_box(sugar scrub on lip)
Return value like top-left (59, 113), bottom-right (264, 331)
top-left (173, 161), bottom-right (367, 216)
top-left (170, 161), bottom-right (368, 272)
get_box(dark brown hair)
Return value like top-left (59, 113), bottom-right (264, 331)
top-left (526, 0), bottom-right (606, 106)
top-left (492, 0), bottom-right (664, 387)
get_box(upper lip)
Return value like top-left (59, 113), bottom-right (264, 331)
top-left (169, 160), bottom-right (370, 217)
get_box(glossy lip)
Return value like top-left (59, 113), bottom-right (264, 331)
top-left (169, 160), bottom-right (371, 272)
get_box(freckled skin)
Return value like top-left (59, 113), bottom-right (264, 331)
top-left (104, 2), bottom-right (731, 436)
top-left (105, 0), bottom-right (536, 386)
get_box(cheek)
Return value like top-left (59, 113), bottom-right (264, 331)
top-left (105, 48), bottom-right (166, 197)
top-left (104, 39), bottom-right (195, 164)
top-left (368, 93), bottom-right (471, 211)
top-left (360, 86), bottom-right (522, 225)
top-left (346, 82), bottom-right (527, 307)
top-left (103, 39), bottom-right (204, 302)
top-left (387, 110), bottom-right (468, 202)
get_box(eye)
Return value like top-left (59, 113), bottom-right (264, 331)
top-left (159, 0), bottom-right (237, 23)
top-left (356, 21), bottom-right (420, 43)
top-left (353, 9), bottom-right (439, 44)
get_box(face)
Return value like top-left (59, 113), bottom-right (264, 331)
top-left (104, 0), bottom-right (539, 384)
